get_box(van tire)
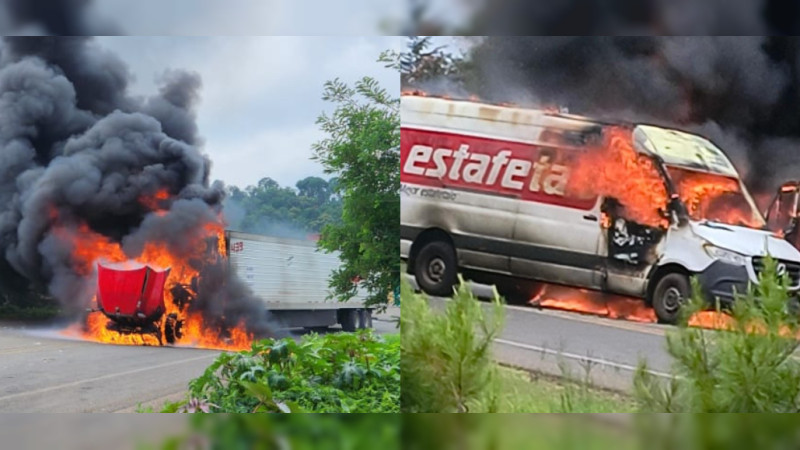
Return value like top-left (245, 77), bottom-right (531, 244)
top-left (652, 273), bottom-right (690, 325)
top-left (414, 240), bottom-right (458, 297)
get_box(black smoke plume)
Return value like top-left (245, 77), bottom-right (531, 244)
top-left (459, 36), bottom-right (800, 198)
top-left (0, 37), bottom-right (274, 337)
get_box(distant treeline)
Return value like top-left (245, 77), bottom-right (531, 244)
top-left (225, 176), bottom-right (343, 239)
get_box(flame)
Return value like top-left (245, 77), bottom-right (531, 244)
top-left (568, 127), bottom-right (670, 228)
top-left (529, 283), bottom-right (657, 323)
top-left (56, 212), bottom-right (253, 351)
top-left (670, 168), bottom-right (762, 229)
top-left (138, 188), bottom-right (171, 211)
top-left (687, 311), bottom-right (734, 329)
top-left (527, 283), bottom-right (761, 333)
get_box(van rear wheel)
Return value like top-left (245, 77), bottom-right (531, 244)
top-left (414, 240), bottom-right (458, 297)
top-left (652, 273), bottom-right (690, 325)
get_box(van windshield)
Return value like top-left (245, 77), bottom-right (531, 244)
top-left (667, 167), bottom-right (766, 229)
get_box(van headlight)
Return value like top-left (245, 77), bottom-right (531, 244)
top-left (704, 244), bottom-right (747, 266)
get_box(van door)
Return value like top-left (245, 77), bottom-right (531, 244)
top-left (767, 182), bottom-right (800, 249)
top-left (509, 147), bottom-right (605, 289)
top-left (601, 197), bottom-right (666, 296)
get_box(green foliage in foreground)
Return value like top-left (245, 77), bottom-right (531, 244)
top-left (158, 414), bottom-right (400, 450)
top-left (404, 414), bottom-right (635, 450)
top-left (401, 277), bottom-right (631, 413)
top-left (635, 255), bottom-right (800, 412)
top-left (163, 331), bottom-right (399, 413)
top-left (401, 277), bottom-right (504, 412)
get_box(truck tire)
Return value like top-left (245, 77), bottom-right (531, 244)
top-left (356, 309), bottom-right (373, 329)
top-left (339, 309), bottom-right (358, 332)
top-left (414, 240), bottom-right (458, 297)
top-left (652, 273), bottom-right (690, 325)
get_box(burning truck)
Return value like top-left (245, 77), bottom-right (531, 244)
top-left (84, 230), bottom-right (373, 348)
top-left (400, 93), bottom-right (800, 324)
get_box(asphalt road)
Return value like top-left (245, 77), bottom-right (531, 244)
top-left (406, 275), bottom-right (675, 392)
top-left (0, 312), bottom-right (398, 413)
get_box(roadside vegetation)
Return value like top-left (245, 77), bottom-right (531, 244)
top-left (0, 282), bottom-right (60, 321)
top-left (635, 255), bottom-right (800, 412)
top-left (142, 330), bottom-right (399, 413)
top-left (401, 277), bottom-right (632, 412)
top-left (402, 255), bottom-right (800, 413)
top-left (154, 414), bottom-right (399, 450)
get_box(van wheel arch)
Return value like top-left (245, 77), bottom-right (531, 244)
top-left (646, 264), bottom-right (692, 307)
top-left (408, 228), bottom-right (456, 274)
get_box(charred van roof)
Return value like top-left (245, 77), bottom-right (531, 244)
top-left (633, 125), bottom-right (738, 178)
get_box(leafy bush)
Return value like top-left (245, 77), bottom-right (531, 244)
top-left (635, 255), bottom-right (800, 412)
top-left (173, 330), bottom-right (399, 413)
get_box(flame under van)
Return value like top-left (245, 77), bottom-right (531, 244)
top-left (400, 95), bottom-right (800, 324)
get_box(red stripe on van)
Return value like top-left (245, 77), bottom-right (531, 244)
top-left (401, 127), bottom-right (596, 210)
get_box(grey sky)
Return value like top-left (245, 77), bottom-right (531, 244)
top-left (96, 36), bottom-right (402, 189)
top-left (89, 1), bottom-right (406, 35)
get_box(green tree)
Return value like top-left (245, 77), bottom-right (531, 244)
top-left (380, 36), bottom-right (469, 89)
top-left (312, 75), bottom-right (399, 308)
top-left (225, 176), bottom-right (342, 238)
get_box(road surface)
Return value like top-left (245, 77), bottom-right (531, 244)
top-left (0, 311), bottom-right (398, 413)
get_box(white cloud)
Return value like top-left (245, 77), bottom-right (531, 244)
top-left (96, 36), bottom-right (402, 189)
top-left (90, 0), bottom-right (404, 35)
top-left (211, 123), bottom-right (325, 188)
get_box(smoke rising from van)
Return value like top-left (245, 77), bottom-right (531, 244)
top-left (455, 36), bottom-right (800, 198)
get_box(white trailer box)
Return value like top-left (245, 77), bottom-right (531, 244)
top-left (225, 231), bottom-right (371, 330)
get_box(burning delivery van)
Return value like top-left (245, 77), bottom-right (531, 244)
top-left (400, 94), bottom-right (800, 324)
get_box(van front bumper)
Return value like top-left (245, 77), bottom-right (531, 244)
top-left (696, 261), bottom-right (751, 306)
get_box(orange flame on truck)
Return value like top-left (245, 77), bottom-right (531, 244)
top-left (58, 193), bottom-right (253, 351)
top-left (568, 127), bottom-right (670, 228)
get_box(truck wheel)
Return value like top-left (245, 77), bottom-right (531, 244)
top-left (414, 240), bottom-right (457, 297)
top-left (652, 273), bottom-right (690, 325)
top-left (339, 309), bottom-right (357, 332)
top-left (164, 313), bottom-right (183, 345)
top-left (356, 309), bottom-right (373, 329)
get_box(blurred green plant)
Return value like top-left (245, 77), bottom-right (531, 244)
top-left (161, 330), bottom-right (399, 413)
top-left (403, 414), bottom-right (635, 450)
top-left (157, 414), bottom-right (399, 450)
top-left (635, 255), bottom-right (800, 412)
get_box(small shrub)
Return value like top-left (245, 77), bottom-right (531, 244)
top-left (635, 255), bottom-right (800, 412)
top-left (400, 276), bottom-right (505, 412)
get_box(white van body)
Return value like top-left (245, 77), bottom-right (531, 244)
top-left (400, 95), bottom-right (800, 323)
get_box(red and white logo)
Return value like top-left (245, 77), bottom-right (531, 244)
top-left (401, 128), bottom-right (595, 209)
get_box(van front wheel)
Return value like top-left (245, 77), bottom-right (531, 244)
top-left (414, 240), bottom-right (458, 297)
top-left (652, 273), bottom-right (690, 325)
